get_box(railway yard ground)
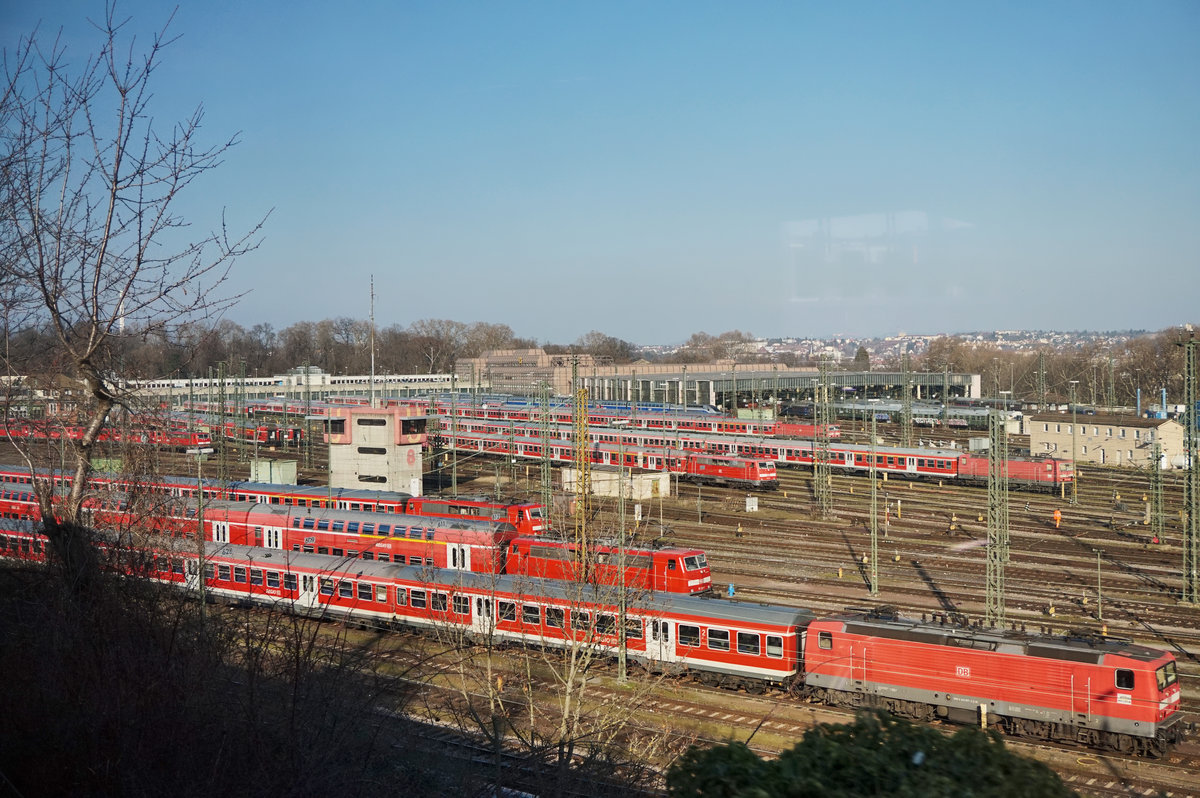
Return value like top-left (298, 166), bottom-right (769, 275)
top-left (417, 425), bottom-right (1200, 797)
top-left (4, 425), bottom-right (1200, 796)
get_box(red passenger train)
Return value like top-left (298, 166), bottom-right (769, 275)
top-left (445, 429), bottom-right (778, 489)
top-left (0, 464), bottom-right (548, 537)
top-left (2, 418), bottom-right (214, 454)
top-left (443, 418), bottom-right (1071, 492)
top-left (0, 484), bottom-right (711, 594)
top-left (0, 528), bottom-right (1179, 756)
top-left (405, 397), bottom-right (840, 439)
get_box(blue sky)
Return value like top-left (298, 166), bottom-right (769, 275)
top-left (7, 1), bottom-right (1198, 344)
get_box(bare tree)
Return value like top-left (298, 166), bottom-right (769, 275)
top-left (1, 7), bottom-right (266, 584)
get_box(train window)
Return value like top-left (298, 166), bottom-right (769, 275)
top-left (376, 585), bottom-right (388, 603)
top-left (346, 522), bottom-right (359, 533)
top-left (303, 545), bottom-right (314, 553)
top-left (234, 567), bottom-right (247, 583)
top-left (625, 619), bottom-right (644, 640)
top-left (217, 564), bottom-right (231, 581)
top-left (338, 581), bottom-right (353, 598)
top-left (818, 631), bottom-right (832, 649)
top-left (348, 550), bottom-right (359, 558)
top-left (596, 615), bottom-right (616, 635)
top-left (363, 523), bottom-right (377, 534)
top-left (498, 601), bottom-right (517, 622)
top-left (394, 555), bottom-right (405, 564)
top-left (766, 636), bottom-right (783, 658)
top-left (546, 607), bottom-right (565, 628)
top-left (320, 579), bottom-right (333, 595)
top-left (267, 572), bottom-right (280, 588)
top-left (431, 593), bottom-right (448, 612)
top-left (707, 629), bottom-right (730, 651)
top-left (377, 553), bottom-right (389, 562)
top-left (737, 633), bottom-right (760, 656)
top-left (668, 560), bottom-right (677, 570)
top-left (284, 573), bottom-right (298, 591)
top-left (410, 590), bottom-right (428, 609)
top-left (1116, 669), bottom-right (1135, 690)
top-left (250, 569), bottom-right (263, 586)
top-left (362, 552), bottom-right (374, 561)
top-left (575, 611), bottom-right (592, 631)
top-left (917, 459), bottom-right (925, 468)
top-left (1157, 662), bottom-right (1177, 690)
top-left (357, 582), bottom-right (373, 600)
top-left (204, 563), bottom-right (215, 580)
top-left (395, 588), bottom-right (407, 606)
top-left (156, 556), bottom-right (168, 571)
top-left (452, 595), bottom-right (470, 615)
top-left (332, 521), bottom-right (344, 532)
top-left (317, 520), bottom-right (330, 531)
top-left (678, 625), bottom-right (700, 647)
top-left (522, 605), bottom-right (541, 625)
top-left (302, 518), bottom-right (315, 529)
top-left (317, 547), bottom-right (329, 555)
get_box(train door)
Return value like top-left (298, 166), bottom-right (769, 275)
top-left (852, 642), bottom-right (869, 690)
top-left (263, 526), bottom-right (284, 550)
top-left (905, 456), bottom-right (917, 475)
top-left (1071, 672), bottom-right (1092, 723)
top-left (648, 619), bottom-right (675, 666)
top-left (298, 574), bottom-right (318, 610)
top-left (448, 543), bottom-right (471, 571)
top-left (472, 596), bottom-right (495, 635)
top-left (211, 520), bottom-right (230, 544)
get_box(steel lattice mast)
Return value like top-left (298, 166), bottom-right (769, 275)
top-left (814, 358), bottom-right (833, 519)
top-left (1151, 441), bottom-right (1164, 546)
top-left (539, 380), bottom-right (553, 528)
top-left (573, 359), bottom-right (590, 553)
top-left (985, 408), bottom-right (1010, 627)
top-left (869, 415), bottom-right (879, 596)
top-left (900, 352), bottom-right (913, 449)
top-left (1183, 330), bottom-right (1198, 604)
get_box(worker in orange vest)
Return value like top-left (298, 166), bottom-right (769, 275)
top-left (1053, 509), bottom-right (1062, 529)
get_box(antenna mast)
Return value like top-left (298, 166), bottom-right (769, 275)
top-left (369, 275), bottom-right (377, 407)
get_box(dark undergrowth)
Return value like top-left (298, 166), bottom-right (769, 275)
top-left (0, 561), bottom-right (487, 798)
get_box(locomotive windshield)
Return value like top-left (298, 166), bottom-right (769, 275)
top-left (1156, 661), bottom-right (1178, 691)
top-left (684, 554), bottom-right (708, 570)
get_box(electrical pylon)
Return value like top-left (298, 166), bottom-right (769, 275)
top-left (814, 358), bottom-right (833, 518)
top-left (1151, 441), bottom-right (1164, 545)
top-left (985, 408), bottom-right (1010, 628)
top-left (1182, 330), bottom-right (1198, 603)
top-left (900, 352), bottom-right (913, 448)
top-left (573, 359), bottom-right (590, 553)
top-left (869, 415), bottom-right (879, 596)
top-left (539, 380), bottom-right (553, 528)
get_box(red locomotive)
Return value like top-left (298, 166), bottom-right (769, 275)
top-left (803, 608), bottom-right (1181, 756)
top-left (506, 537), bottom-right (712, 594)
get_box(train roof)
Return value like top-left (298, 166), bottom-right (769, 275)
top-left (203, 501), bottom-right (516, 532)
top-left (829, 609), bottom-right (1169, 664)
top-left (205, 542), bottom-right (812, 627)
